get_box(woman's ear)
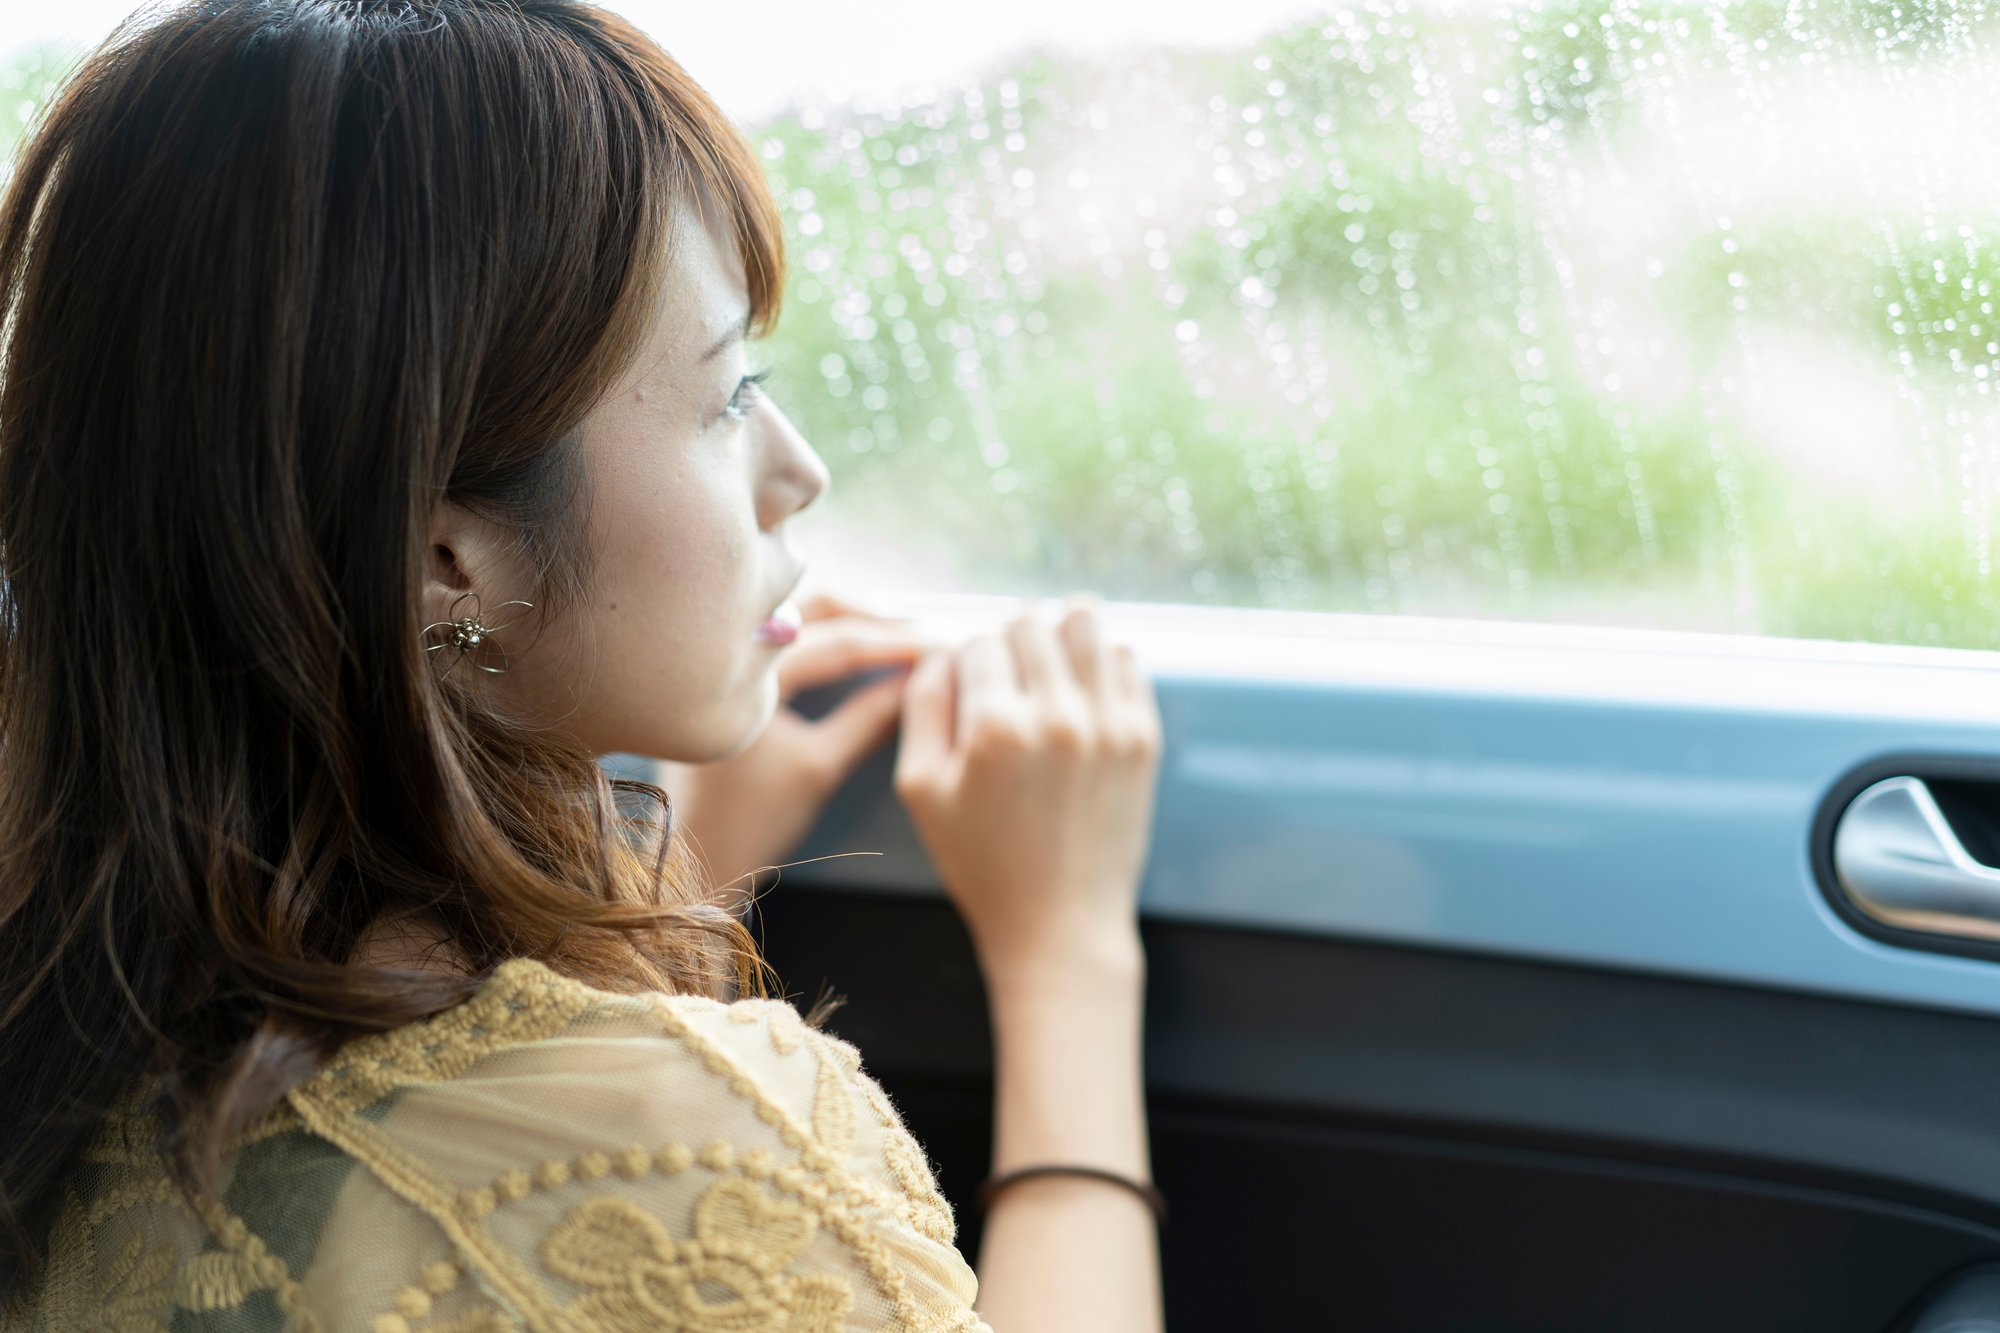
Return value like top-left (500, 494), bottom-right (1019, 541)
top-left (421, 501), bottom-right (516, 632)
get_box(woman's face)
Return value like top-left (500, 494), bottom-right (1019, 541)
top-left (436, 203), bottom-right (829, 761)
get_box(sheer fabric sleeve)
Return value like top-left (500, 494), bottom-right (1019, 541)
top-left (310, 987), bottom-right (992, 1333)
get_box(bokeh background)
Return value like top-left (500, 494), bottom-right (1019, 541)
top-left (8, 0), bottom-right (1999, 646)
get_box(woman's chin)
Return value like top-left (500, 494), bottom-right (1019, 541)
top-left (594, 665), bottom-right (782, 764)
top-left (748, 668), bottom-right (784, 734)
top-left (708, 673), bottom-right (783, 761)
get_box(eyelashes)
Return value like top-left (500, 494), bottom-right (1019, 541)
top-left (721, 368), bottom-right (773, 422)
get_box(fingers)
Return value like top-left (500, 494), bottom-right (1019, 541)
top-left (776, 617), bottom-right (929, 700)
top-left (1053, 595), bottom-right (1158, 757)
top-left (1109, 640), bottom-right (1163, 756)
top-left (1057, 593), bottom-right (1110, 705)
top-left (954, 631), bottom-right (1019, 728)
top-left (894, 648), bottom-right (956, 799)
top-left (1006, 603), bottom-right (1078, 704)
top-left (1113, 641), bottom-right (1145, 696)
top-left (903, 595), bottom-right (1153, 773)
top-left (798, 589), bottom-right (886, 624)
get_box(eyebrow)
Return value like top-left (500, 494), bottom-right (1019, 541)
top-left (702, 312), bottom-right (751, 363)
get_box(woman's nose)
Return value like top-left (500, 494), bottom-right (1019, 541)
top-left (757, 405), bottom-right (830, 531)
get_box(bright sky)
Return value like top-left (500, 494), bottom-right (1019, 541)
top-left (3, 0), bottom-right (1324, 119)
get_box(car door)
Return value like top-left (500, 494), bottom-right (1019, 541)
top-left (760, 603), bottom-right (2000, 1332)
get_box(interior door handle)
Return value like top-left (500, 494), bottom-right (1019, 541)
top-left (1894, 1260), bottom-right (2000, 1331)
top-left (1833, 776), bottom-right (2000, 941)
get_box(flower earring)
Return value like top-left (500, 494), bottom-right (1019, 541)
top-left (422, 592), bottom-right (534, 679)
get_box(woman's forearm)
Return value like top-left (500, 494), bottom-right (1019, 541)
top-left (971, 935), bottom-right (1163, 1333)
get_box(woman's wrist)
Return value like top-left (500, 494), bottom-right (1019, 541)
top-left (973, 918), bottom-right (1145, 1007)
top-left (983, 937), bottom-right (1150, 1183)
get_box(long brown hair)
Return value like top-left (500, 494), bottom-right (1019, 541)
top-left (0, 0), bottom-right (785, 1293)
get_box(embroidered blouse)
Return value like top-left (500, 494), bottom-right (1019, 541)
top-left (3, 957), bottom-right (992, 1332)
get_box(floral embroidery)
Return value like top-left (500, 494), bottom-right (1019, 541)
top-left (41, 1190), bottom-right (177, 1332)
top-left (297, 958), bottom-right (597, 1116)
top-left (541, 1178), bottom-right (853, 1331)
top-left (89, 1234), bottom-right (174, 1330)
top-left (363, 1250), bottom-right (519, 1333)
top-left (765, 1005), bottom-right (806, 1057)
top-left (370, 1311), bottom-right (518, 1333)
top-left (880, 1132), bottom-right (956, 1247)
top-left (20, 960), bottom-right (986, 1333)
top-left (807, 1030), bottom-right (863, 1083)
top-left (810, 1048), bottom-right (856, 1160)
top-left (848, 1075), bottom-right (955, 1246)
top-left (172, 1249), bottom-right (264, 1312)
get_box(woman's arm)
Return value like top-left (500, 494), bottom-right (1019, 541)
top-left (894, 597), bottom-right (1165, 1332)
top-left (976, 939), bottom-right (1160, 1331)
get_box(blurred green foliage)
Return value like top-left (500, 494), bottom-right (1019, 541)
top-left (0, 45), bottom-right (69, 166)
top-left (754, 3), bottom-right (2000, 649)
top-left (6, 4), bottom-right (1997, 650)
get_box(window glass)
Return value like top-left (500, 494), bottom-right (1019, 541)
top-left (748, 1), bottom-right (2000, 648)
top-left (10, 2), bottom-right (1999, 648)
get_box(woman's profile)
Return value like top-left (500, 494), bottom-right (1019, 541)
top-left (0, 1), bottom-right (1164, 1328)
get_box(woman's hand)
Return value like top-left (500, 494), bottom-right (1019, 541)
top-left (661, 592), bottom-right (928, 901)
top-left (893, 596), bottom-right (1163, 976)
top-left (899, 597), bottom-right (1165, 1333)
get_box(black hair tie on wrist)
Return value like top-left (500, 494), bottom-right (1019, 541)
top-left (974, 1164), bottom-right (1168, 1225)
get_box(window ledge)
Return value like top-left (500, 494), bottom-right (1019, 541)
top-left (858, 589), bottom-right (2000, 722)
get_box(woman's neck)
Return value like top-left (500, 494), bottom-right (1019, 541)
top-left (350, 912), bottom-right (475, 976)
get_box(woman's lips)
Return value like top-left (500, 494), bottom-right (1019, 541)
top-left (757, 597), bottom-right (802, 646)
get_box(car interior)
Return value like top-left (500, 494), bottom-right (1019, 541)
top-left (753, 617), bottom-right (2000, 1332)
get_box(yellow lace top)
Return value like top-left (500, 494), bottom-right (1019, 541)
top-left (4, 957), bottom-right (991, 1332)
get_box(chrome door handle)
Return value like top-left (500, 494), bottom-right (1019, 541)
top-left (1833, 776), bottom-right (2000, 940)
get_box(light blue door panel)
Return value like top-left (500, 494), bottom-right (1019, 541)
top-left (780, 604), bottom-right (2000, 1020)
top-left (1147, 680), bottom-right (1997, 1012)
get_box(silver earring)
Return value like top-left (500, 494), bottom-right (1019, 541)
top-left (422, 592), bottom-right (533, 679)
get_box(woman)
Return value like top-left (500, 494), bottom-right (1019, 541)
top-left (0, 1), bottom-right (1164, 1328)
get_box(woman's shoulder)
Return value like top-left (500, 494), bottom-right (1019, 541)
top-left (288, 957), bottom-right (974, 1327)
top-left (293, 956), bottom-right (957, 1241)
top-left (46, 960), bottom-right (983, 1331)
top-left (299, 956), bottom-right (751, 1108)
top-left (302, 956), bottom-right (867, 1124)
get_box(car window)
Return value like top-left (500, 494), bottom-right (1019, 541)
top-left (12, 2), bottom-right (1997, 648)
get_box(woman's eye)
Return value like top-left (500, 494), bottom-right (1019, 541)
top-left (722, 368), bottom-right (772, 422)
